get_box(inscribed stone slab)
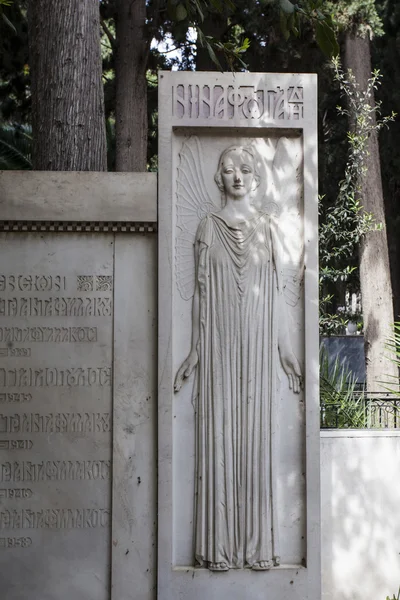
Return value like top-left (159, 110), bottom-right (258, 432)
top-left (0, 233), bottom-right (113, 600)
top-left (158, 71), bottom-right (320, 600)
top-left (0, 171), bottom-right (158, 600)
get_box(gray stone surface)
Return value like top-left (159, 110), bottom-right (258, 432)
top-left (0, 172), bottom-right (157, 600)
top-left (0, 234), bottom-right (113, 600)
top-left (111, 235), bottom-right (157, 599)
top-left (0, 171), bottom-right (157, 223)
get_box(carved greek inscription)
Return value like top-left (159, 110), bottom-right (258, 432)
top-left (0, 393), bottom-right (32, 404)
top-left (0, 413), bottom-right (111, 434)
top-left (77, 275), bottom-right (113, 292)
top-left (0, 366), bottom-right (111, 387)
top-left (0, 460), bottom-right (111, 482)
top-left (0, 537), bottom-right (32, 548)
top-left (0, 327), bottom-right (98, 344)
top-left (0, 440), bottom-right (33, 450)
top-left (172, 83), bottom-right (304, 121)
top-left (0, 488), bottom-right (33, 499)
top-left (0, 275), bottom-right (66, 292)
top-left (0, 508), bottom-right (110, 529)
top-left (173, 84), bottom-right (264, 119)
top-left (0, 297), bottom-right (112, 318)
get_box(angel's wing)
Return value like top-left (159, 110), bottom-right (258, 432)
top-left (272, 136), bottom-right (304, 307)
top-left (175, 136), bottom-right (219, 301)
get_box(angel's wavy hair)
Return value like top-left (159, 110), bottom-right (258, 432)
top-left (214, 145), bottom-right (261, 205)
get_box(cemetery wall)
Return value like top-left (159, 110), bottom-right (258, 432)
top-left (321, 430), bottom-right (400, 600)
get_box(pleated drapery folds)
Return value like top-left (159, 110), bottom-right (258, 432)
top-left (194, 212), bottom-right (281, 569)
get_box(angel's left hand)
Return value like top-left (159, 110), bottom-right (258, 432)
top-left (280, 352), bottom-right (303, 394)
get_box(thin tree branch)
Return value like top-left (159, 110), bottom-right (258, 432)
top-left (100, 15), bottom-right (117, 50)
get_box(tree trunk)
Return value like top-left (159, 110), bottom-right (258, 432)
top-left (115, 0), bottom-right (149, 172)
top-left (28, 0), bottom-right (107, 171)
top-left (344, 32), bottom-right (398, 392)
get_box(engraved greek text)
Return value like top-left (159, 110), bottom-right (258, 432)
top-left (0, 327), bottom-right (97, 344)
top-left (0, 508), bottom-right (110, 530)
top-left (0, 297), bottom-right (112, 318)
top-left (0, 367), bottom-right (111, 387)
top-left (0, 460), bottom-right (111, 482)
top-left (0, 275), bottom-right (66, 292)
top-left (0, 413), bottom-right (111, 434)
top-left (172, 83), bottom-right (304, 121)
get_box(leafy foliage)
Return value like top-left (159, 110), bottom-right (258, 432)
top-left (0, 1), bottom-right (30, 123)
top-left (381, 322), bottom-right (400, 393)
top-left (0, 123), bottom-right (32, 169)
top-left (320, 347), bottom-right (366, 428)
top-left (319, 57), bottom-right (396, 335)
top-left (326, 0), bottom-right (384, 37)
top-left (279, 0), bottom-right (339, 57)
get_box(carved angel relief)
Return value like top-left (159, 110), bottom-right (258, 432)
top-left (174, 136), bottom-right (304, 572)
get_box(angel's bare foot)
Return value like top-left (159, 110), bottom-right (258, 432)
top-left (208, 561), bottom-right (229, 571)
top-left (252, 560), bottom-right (273, 571)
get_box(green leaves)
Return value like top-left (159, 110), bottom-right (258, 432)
top-left (175, 3), bottom-right (188, 21)
top-left (320, 347), bottom-right (366, 428)
top-left (0, 124), bottom-right (32, 170)
top-left (315, 16), bottom-right (339, 58)
top-left (279, 0), bottom-right (295, 14)
top-left (319, 57), bottom-right (396, 335)
top-left (196, 28), bottom-right (249, 71)
top-left (279, 0), bottom-right (339, 58)
top-left (167, 0), bottom-right (248, 71)
top-left (0, 0), bottom-right (16, 34)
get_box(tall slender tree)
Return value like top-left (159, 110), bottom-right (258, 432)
top-left (335, 0), bottom-right (398, 390)
top-left (28, 0), bottom-right (107, 170)
top-left (114, 0), bottom-right (149, 171)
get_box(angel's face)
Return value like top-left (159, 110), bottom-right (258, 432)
top-left (220, 149), bottom-right (256, 199)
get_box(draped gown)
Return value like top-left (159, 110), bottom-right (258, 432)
top-left (194, 211), bottom-right (282, 569)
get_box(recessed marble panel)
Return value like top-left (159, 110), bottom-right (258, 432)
top-left (0, 233), bottom-right (113, 600)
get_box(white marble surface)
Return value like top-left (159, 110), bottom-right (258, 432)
top-left (0, 233), bottom-right (113, 600)
top-left (112, 235), bottom-right (157, 600)
top-left (0, 171), bottom-right (157, 223)
top-left (158, 71), bottom-right (320, 599)
top-left (321, 431), bottom-right (400, 600)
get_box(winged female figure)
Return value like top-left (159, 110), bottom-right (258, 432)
top-left (174, 139), bottom-right (303, 571)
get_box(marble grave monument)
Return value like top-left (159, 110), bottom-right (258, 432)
top-left (158, 71), bottom-right (320, 600)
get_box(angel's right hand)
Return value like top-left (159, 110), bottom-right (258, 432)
top-left (174, 350), bottom-right (199, 393)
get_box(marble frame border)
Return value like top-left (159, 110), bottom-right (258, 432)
top-left (158, 71), bottom-right (320, 600)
